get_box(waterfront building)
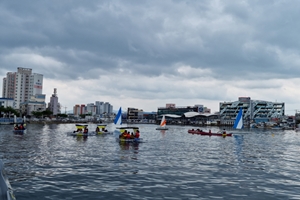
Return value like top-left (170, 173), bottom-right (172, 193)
top-left (2, 67), bottom-right (44, 109)
top-left (219, 97), bottom-right (285, 126)
top-left (127, 107), bottom-right (143, 120)
top-left (20, 94), bottom-right (47, 116)
top-left (73, 104), bottom-right (86, 116)
top-left (157, 104), bottom-right (211, 116)
top-left (0, 98), bottom-right (14, 108)
top-left (48, 88), bottom-right (61, 116)
top-left (157, 104), bottom-right (215, 125)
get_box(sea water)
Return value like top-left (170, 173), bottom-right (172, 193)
top-left (0, 123), bottom-right (300, 200)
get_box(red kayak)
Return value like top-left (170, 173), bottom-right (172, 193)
top-left (188, 130), bottom-right (232, 137)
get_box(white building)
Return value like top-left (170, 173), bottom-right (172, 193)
top-left (48, 88), bottom-right (61, 115)
top-left (219, 97), bottom-right (285, 125)
top-left (2, 67), bottom-right (44, 109)
top-left (0, 98), bottom-right (14, 108)
top-left (20, 94), bottom-right (47, 116)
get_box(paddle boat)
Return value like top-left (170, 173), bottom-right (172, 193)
top-left (188, 129), bottom-right (232, 137)
top-left (13, 124), bottom-right (27, 135)
top-left (68, 124), bottom-right (92, 136)
top-left (115, 127), bottom-right (143, 143)
top-left (0, 160), bottom-right (16, 200)
top-left (95, 124), bottom-right (112, 135)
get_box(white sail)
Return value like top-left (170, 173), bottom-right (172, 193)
top-left (156, 115), bottom-right (168, 130)
top-left (160, 115), bottom-right (167, 127)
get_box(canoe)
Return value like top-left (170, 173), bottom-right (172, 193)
top-left (0, 160), bottom-right (16, 200)
top-left (188, 130), bottom-right (232, 137)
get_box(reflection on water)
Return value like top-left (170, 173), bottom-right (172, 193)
top-left (0, 124), bottom-right (300, 199)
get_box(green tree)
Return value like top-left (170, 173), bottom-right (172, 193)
top-left (42, 110), bottom-right (53, 117)
top-left (0, 106), bottom-right (19, 117)
top-left (57, 114), bottom-right (68, 118)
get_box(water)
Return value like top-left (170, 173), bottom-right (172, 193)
top-left (1, 123), bottom-right (300, 199)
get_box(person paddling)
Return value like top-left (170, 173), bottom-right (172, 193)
top-left (222, 129), bottom-right (227, 138)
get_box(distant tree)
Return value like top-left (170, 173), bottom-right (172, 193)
top-left (42, 110), bottom-right (53, 117)
top-left (57, 114), bottom-right (68, 118)
top-left (0, 106), bottom-right (19, 117)
top-left (31, 111), bottom-right (43, 118)
top-left (79, 114), bottom-right (86, 118)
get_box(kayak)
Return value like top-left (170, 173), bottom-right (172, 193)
top-left (188, 130), bottom-right (232, 137)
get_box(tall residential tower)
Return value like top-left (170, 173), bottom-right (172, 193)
top-left (2, 67), bottom-right (44, 109)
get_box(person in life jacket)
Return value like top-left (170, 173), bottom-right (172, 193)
top-left (222, 129), bottom-right (227, 137)
top-left (135, 130), bottom-right (140, 138)
top-left (83, 127), bottom-right (88, 134)
top-left (126, 132), bottom-right (131, 139)
top-left (120, 130), bottom-right (127, 139)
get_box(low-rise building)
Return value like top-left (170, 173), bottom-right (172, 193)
top-left (20, 94), bottom-right (47, 116)
top-left (0, 98), bottom-right (14, 108)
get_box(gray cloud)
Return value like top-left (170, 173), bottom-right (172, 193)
top-left (1, 0), bottom-right (300, 114)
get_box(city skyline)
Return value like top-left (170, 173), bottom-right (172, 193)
top-left (0, 1), bottom-right (300, 115)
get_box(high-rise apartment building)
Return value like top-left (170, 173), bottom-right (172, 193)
top-left (2, 67), bottom-right (43, 109)
top-left (95, 101), bottom-right (113, 117)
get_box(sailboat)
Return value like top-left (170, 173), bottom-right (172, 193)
top-left (233, 107), bottom-right (243, 129)
top-left (114, 107), bottom-right (122, 125)
top-left (156, 115), bottom-right (168, 130)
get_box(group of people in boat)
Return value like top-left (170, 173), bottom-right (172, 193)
top-left (191, 128), bottom-right (212, 133)
top-left (14, 124), bottom-right (25, 130)
top-left (190, 128), bottom-right (227, 135)
top-left (95, 127), bottom-right (108, 133)
top-left (73, 127), bottom-right (89, 134)
top-left (119, 130), bottom-right (140, 139)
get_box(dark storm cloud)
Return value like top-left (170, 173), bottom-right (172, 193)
top-left (1, 0), bottom-right (300, 113)
top-left (2, 0), bottom-right (300, 80)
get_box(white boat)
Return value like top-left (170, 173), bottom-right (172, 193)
top-left (233, 108), bottom-right (243, 129)
top-left (156, 115), bottom-right (168, 130)
top-left (0, 160), bottom-right (16, 200)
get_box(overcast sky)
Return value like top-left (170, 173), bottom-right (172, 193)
top-left (1, 0), bottom-right (300, 115)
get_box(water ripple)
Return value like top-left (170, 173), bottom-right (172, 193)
top-left (0, 124), bottom-right (300, 199)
